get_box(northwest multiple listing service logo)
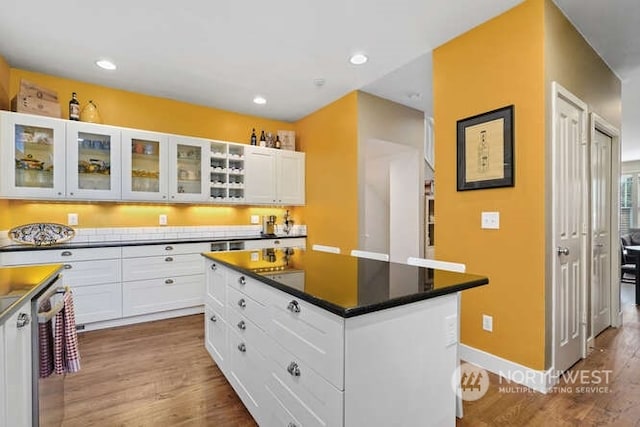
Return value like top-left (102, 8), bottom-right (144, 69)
top-left (451, 363), bottom-right (490, 401)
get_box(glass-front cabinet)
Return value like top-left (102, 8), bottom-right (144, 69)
top-left (168, 136), bottom-right (209, 202)
top-left (0, 112), bottom-right (66, 199)
top-left (66, 122), bottom-right (121, 200)
top-left (121, 130), bottom-right (169, 201)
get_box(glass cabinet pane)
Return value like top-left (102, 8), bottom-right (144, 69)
top-left (14, 124), bottom-right (54, 189)
top-left (131, 138), bottom-right (161, 193)
top-left (176, 143), bottom-right (202, 195)
top-left (76, 132), bottom-right (112, 190)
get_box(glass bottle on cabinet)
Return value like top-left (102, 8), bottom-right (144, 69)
top-left (0, 112), bottom-right (66, 199)
top-left (66, 122), bottom-right (121, 200)
top-left (121, 130), bottom-right (168, 201)
top-left (169, 136), bottom-right (209, 202)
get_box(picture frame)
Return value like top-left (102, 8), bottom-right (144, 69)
top-left (456, 105), bottom-right (514, 191)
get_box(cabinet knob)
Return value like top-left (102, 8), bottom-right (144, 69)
top-left (162, 195), bottom-right (167, 199)
top-left (274, 240), bottom-right (280, 245)
top-left (16, 313), bottom-right (30, 328)
top-left (165, 246), bottom-right (174, 251)
top-left (287, 361), bottom-right (301, 377)
top-left (165, 256), bottom-right (174, 262)
top-left (210, 264), bottom-right (217, 271)
top-left (288, 423), bottom-right (298, 427)
top-left (70, 192), bottom-right (74, 196)
top-left (64, 264), bottom-right (72, 269)
top-left (61, 251), bottom-right (72, 257)
top-left (57, 192), bottom-right (62, 196)
top-left (238, 298), bottom-right (246, 308)
top-left (237, 320), bottom-right (246, 330)
top-left (210, 315), bottom-right (217, 322)
top-left (237, 343), bottom-right (246, 353)
top-left (287, 300), bottom-right (301, 313)
top-left (165, 278), bottom-right (175, 284)
top-left (238, 276), bottom-right (246, 285)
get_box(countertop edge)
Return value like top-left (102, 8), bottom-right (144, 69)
top-left (0, 264), bottom-right (64, 325)
top-left (202, 252), bottom-right (489, 318)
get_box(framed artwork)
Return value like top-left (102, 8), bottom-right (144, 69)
top-left (456, 105), bottom-right (514, 191)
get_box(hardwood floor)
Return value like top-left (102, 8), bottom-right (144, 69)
top-left (62, 315), bottom-right (256, 427)
top-left (62, 299), bottom-right (640, 426)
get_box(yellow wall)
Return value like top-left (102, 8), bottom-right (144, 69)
top-left (433, 0), bottom-right (546, 369)
top-left (0, 56), bottom-right (9, 110)
top-left (2, 68), bottom-right (298, 230)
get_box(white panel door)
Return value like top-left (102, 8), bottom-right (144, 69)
top-left (552, 82), bottom-right (587, 374)
top-left (121, 130), bottom-right (169, 201)
top-left (591, 127), bottom-right (613, 337)
top-left (245, 146), bottom-right (276, 204)
top-left (168, 135), bottom-right (210, 202)
top-left (276, 151), bottom-right (305, 205)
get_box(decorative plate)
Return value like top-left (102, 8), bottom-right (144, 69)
top-left (8, 223), bottom-right (75, 246)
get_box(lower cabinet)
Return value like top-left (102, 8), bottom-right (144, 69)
top-left (204, 305), bottom-right (226, 369)
top-left (1, 302), bottom-right (33, 427)
top-left (123, 275), bottom-right (203, 316)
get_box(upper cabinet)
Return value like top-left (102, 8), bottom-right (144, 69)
top-left (0, 112), bottom-right (66, 199)
top-left (66, 121), bottom-right (122, 200)
top-left (121, 130), bottom-right (169, 202)
top-left (169, 136), bottom-right (210, 202)
top-left (245, 146), bottom-right (305, 205)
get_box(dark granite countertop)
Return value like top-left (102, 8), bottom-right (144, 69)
top-left (0, 264), bottom-right (63, 324)
top-left (0, 234), bottom-right (306, 252)
top-left (202, 248), bottom-right (488, 318)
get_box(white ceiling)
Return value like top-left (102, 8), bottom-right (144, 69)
top-left (0, 0), bottom-right (521, 122)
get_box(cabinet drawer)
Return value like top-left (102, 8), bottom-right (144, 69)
top-left (243, 237), bottom-right (306, 250)
top-left (266, 340), bottom-right (343, 427)
top-left (204, 305), bottom-right (227, 371)
top-left (122, 275), bottom-right (203, 316)
top-left (61, 259), bottom-right (121, 287)
top-left (269, 291), bottom-right (345, 390)
top-left (73, 283), bottom-right (122, 325)
top-left (226, 270), bottom-right (275, 305)
top-left (1, 246), bottom-right (121, 266)
top-left (122, 242), bottom-right (209, 258)
top-left (122, 253), bottom-right (203, 281)
top-left (227, 286), bottom-right (267, 330)
top-left (226, 306), bottom-right (272, 351)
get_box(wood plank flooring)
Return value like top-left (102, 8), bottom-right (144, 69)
top-left (62, 298), bottom-right (640, 426)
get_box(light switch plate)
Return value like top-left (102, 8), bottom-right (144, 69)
top-left (250, 251), bottom-right (259, 261)
top-left (159, 214), bottom-right (168, 225)
top-left (250, 215), bottom-right (260, 224)
top-left (67, 213), bottom-right (78, 226)
top-left (481, 212), bottom-right (500, 229)
top-left (482, 314), bottom-right (493, 332)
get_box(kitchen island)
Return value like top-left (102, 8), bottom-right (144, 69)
top-left (202, 247), bottom-right (488, 427)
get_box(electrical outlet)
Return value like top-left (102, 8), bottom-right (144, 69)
top-left (250, 215), bottom-right (260, 224)
top-left (67, 213), bottom-right (78, 226)
top-left (481, 212), bottom-right (500, 229)
top-left (250, 251), bottom-right (259, 261)
top-left (159, 214), bottom-right (168, 225)
top-left (482, 314), bottom-right (493, 332)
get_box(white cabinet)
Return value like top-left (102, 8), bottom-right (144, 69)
top-left (209, 141), bottom-right (246, 203)
top-left (121, 129), bottom-right (169, 201)
top-left (169, 135), bottom-right (210, 202)
top-left (2, 303), bottom-right (33, 427)
top-left (66, 121), bottom-right (122, 200)
top-left (0, 111), bottom-right (66, 199)
top-left (245, 146), bottom-right (305, 205)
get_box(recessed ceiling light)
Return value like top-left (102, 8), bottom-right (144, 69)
top-left (349, 53), bottom-right (368, 65)
top-left (253, 96), bottom-right (267, 105)
top-left (95, 59), bottom-right (117, 70)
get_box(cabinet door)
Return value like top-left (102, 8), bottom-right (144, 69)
top-left (121, 130), bottom-right (169, 201)
top-left (244, 146), bottom-right (277, 204)
top-left (204, 305), bottom-right (227, 370)
top-left (0, 324), bottom-right (5, 425)
top-left (66, 121), bottom-right (122, 200)
top-left (205, 260), bottom-right (226, 313)
top-left (0, 111), bottom-right (66, 199)
top-left (276, 151), bottom-right (305, 205)
top-left (73, 283), bottom-right (123, 324)
top-left (168, 136), bottom-right (209, 202)
top-left (4, 305), bottom-right (32, 427)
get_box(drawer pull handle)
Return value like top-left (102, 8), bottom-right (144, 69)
top-left (61, 251), bottom-right (72, 257)
top-left (165, 279), bottom-right (175, 284)
top-left (274, 240), bottom-right (280, 244)
top-left (64, 264), bottom-right (72, 269)
top-left (239, 276), bottom-right (246, 285)
top-left (237, 320), bottom-right (246, 330)
top-left (237, 343), bottom-right (246, 353)
top-left (287, 300), bottom-right (301, 313)
top-left (288, 423), bottom-right (297, 427)
top-left (165, 256), bottom-right (174, 262)
top-left (287, 361), bottom-right (301, 377)
top-left (16, 313), bottom-right (31, 328)
top-left (238, 298), bottom-right (246, 308)
top-left (165, 246), bottom-right (174, 251)
top-left (211, 264), bottom-right (217, 271)
top-left (210, 315), bottom-right (217, 322)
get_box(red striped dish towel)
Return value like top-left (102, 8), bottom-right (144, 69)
top-left (54, 289), bottom-right (81, 374)
top-left (38, 298), bottom-right (54, 378)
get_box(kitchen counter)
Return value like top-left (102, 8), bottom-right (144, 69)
top-left (0, 264), bottom-right (63, 324)
top-left (202, 247), bottom-right (488, 317)
top-left (0, 234), bottom-right (306, 253)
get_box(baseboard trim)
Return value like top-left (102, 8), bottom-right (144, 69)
top-left (77, 306), bottom-right (204, 332)
top-left (459, 344), bottom-right (555, 394)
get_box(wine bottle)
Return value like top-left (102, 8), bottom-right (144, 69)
top-left (259, 130), bottom-right (266, 147)
top-left (69, 92), bottom-right (80, 121)
top-left (250, 128), bottom-right (257, 145)
top-left (275, 134), bottom-right (281, 149)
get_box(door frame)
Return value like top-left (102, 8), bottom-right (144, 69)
top-left (551, 81), bottom-right (589, 370)
top-left (589, 113), bottom-right (622, 331)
